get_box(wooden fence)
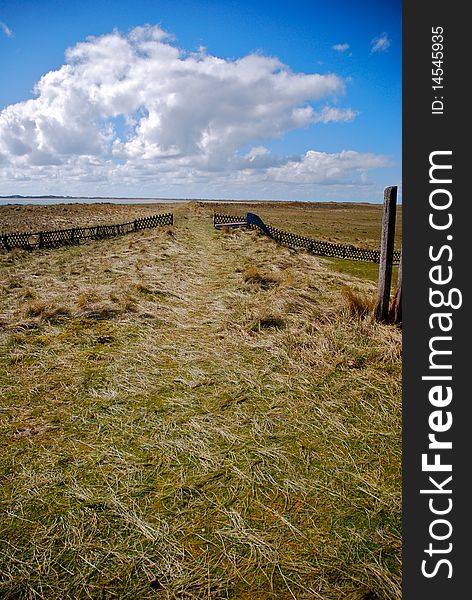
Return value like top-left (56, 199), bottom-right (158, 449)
top-left (0, 213), bottom-right (174, 252)
top-left (213, 212), bottom-right (401, 264)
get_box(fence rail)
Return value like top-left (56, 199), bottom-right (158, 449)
top-left (214, 212), bottom-right (401, 264)
top-left (0, 213), bottom-right (174, 252)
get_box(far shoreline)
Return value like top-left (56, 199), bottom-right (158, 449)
top-left (0, 196), bottom-right (399, 206)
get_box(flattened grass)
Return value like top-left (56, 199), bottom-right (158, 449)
top-left (0, 204), bottom-right (401, 598)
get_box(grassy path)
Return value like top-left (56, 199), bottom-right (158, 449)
top-left (0, 207), bottom-right (401, 599)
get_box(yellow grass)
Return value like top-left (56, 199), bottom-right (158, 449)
top-left (0, 202), bottom-right (401, 599)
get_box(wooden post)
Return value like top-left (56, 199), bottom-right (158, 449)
top-left (375, 186), bottom-right (397, 322)
top-left (390, 248), bottom-right (402, 324)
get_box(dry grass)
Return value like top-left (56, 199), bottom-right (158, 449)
top-left (242, 265), bottom-right (281, 290)
top-left (0, 199), bottom-right (401, 283)
top-left (341, 286), bottom-right (377, 319)
top-left (207, 201), bottom-right (401, 282)
top-left (206, 200), bottom-right (402, 251)
top-left (0, 202), bottom-right (183, 234)
top-left (0, 203), bottom-right (401, 599)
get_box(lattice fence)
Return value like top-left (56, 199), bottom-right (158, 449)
top-left (0, 213), bottom-right (173, 252)
top-left (213, 213), bottom-right (247, 225)
top-left (214, 212), bottom-right (401, 264)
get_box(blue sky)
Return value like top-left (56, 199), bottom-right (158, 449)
top-left (0, 0), bottom-right (401, 201)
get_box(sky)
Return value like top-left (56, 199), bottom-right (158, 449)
top-left (0, 0), bottom-right (401, 202)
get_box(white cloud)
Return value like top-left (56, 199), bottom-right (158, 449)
top-left (267, 150), bottom-right (392, 184)
top-left (333, 43), bottom-right (349, 52)
top-left (0, 25), bottom-right (391, 196)
top-left (0, 21), bottom-right (13, 37)
top-left (371, 32), bottom-right (391, 53)
top-left (312, 106), bottom-right (357, 123)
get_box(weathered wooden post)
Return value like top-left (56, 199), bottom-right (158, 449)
top-left (390, 248), bottom-right (402, 324)
top-left (375, 186), bottom-right (397, 322)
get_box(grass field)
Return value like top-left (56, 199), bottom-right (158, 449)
top-left (0, 202), bottom-right (401, 599)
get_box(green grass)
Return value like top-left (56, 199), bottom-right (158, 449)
top-left (0, 203), bottom-right (401, 599)
top-left (325, 257), bottom-right (381, 282)
top-left (325, 258), bottom-right (400, 284)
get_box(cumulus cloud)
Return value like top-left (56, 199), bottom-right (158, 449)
top-left (371, 32), bottom-right (391, 53)
top-left (268, 150), bottom-right (392, 184)
top-left (332, 43), bottom-right (349, 52)
top-left (0, 21), bottom-right (13, 37)
top-left (0, 25), bottom-right (390, 194)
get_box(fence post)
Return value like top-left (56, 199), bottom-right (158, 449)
top-left (375, 186), bottom-right (397, 322)
top-left (2, 235), bottom-right (11, 251)
top-left (390, 248), bottom-right (402, 324)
